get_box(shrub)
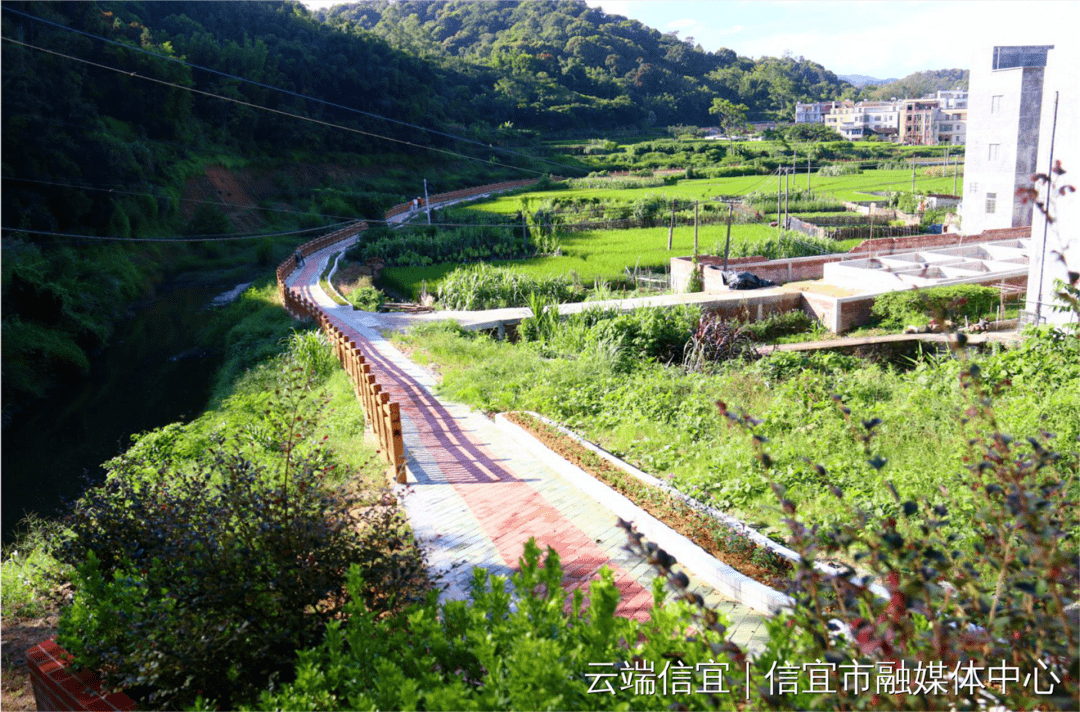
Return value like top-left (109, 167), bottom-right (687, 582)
top-left (56, 366), bottom-right (427, 710)
top-left (743, 190), bottom-right (844, 214)
top-left (0, 516), bottom-right (72, 618)
top-left (345, 284), bottom-right (386, 311)
top-left (686, 256), bottom-right (704, 293)
top-left (871, 284), bottom-right (1000, 328)
top-left (437, 264), bottom-right (583, 310)
top-left (250, 539), bottom-right (735, 712)
top-left (730, 230), bottom-right (835, 260)
top-left (589, 306), bottom-right (699, 366)
top-left (817, 163), bottom-right (863, 176)
top-left (739, 309), bottom-right (814, 341)
top-left (706, 344), bottom-right (1079, 710)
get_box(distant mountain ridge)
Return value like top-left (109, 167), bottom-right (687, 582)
top-left (839, 74), bottom-right (898, 87)
top-left (864, 69), bottom-right (970, 100)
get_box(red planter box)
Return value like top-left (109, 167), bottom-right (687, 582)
top-left (25, 639), bottom-right (136, 712)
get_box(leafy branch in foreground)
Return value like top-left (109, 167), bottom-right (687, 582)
top-left (687, 345), bottom-right (1077, 709)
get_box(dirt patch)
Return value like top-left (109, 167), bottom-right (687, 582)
top-left (504, 412), bottom-right (792, 591)
top-left (2, 613), bottom-right (58, 712)
top-left (781, 280), bottom-right (863, 297)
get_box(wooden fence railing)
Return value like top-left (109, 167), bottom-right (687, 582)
top-left (384, 178), bottom-right (543, 219)
top-left (276, 221), bottom-right (406, 483)
top-left (275, 178), bottom-right (551, 482)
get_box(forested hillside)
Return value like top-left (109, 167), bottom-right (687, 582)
top-left (0, 0), bottom-right (516, 419)
top-left (864, 68), bottom-right (969, 100)
top-left (319, 0), bottom-right (857, 128)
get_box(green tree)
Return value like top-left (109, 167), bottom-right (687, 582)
top-left (708, 97), bottom-right (748, 151)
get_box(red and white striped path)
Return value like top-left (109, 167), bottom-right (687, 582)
top-left (286, 248), bottom-right (770, 651)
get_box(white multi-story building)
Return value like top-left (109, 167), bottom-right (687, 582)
top-left (824, 101), bottom-right (901, 140)
top-left (935, 89), bottom-right (968, 109)
top-left (794, 101), bottom-right (841, 124)
top-left (1023, 46), bottom-right (1079, 326)
top-left (962, 45), bottom-right (1054, 236)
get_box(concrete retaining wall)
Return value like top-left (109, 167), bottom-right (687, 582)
top-left (671, 227), bottom-right (1033, 293)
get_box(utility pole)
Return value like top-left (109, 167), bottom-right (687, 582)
top-left (953, 155), bottom-right (959, 196)
top-left (722, 201), bottom-right (734, 270)
top-left (807, 153), bottom-right (811, 192)
top-left (1034, 91), bottom-right (1060, 323)
top-left (776, 168), bottom-right (782, 230)
top-left (784, 167), bottom-right (790, 230)
top-left (424, 178), bottom-right (431, 225)
top-left (911, 159), bottom-right (916, 193)
top-left (693, 201), bottom-right (699, 255)
top-left (667, 199), bottom-right (675, 250)
top-left (522, 212), bottom-right (528, 253)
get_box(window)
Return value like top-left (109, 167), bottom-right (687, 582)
top-left (989, 143), bottom-right (1000, 160)
top-left (986, 192), bottom-right (997, 214)
top-left (991, 95), bottom-right (1003, 113)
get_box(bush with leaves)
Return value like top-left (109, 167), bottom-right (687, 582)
top-left (739, 309), bottom-right (815, 342)
top-left (437, 263), bottom-right (583, 310)
top-left (249, 538), bottom-right (747, 712)
top-left (705, 335), bottom-right (1078, 709)
top-left (871, 284), bottom-right (999, 328)
top-left (56, 365), bottom-right (427, 710)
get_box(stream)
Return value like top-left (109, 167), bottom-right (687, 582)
top-left (1, 282), bottom-right (240, 543)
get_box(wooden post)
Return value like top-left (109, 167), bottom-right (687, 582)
top-left (667, 199), bottom-right (675, 250)
top-left (776, 168), bottom-right (782, 232)
top-left (722, 202), bottom-right (734, 271)
top-left (693, 201), bottom-right (699, 256)
top-left (784, 168), bottom-right (790, 230)
top-left (389, 401), bottom-right (406, 484)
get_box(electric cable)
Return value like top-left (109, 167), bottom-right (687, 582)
top-left (1, 221), bottom-right (361, 243)
top-left (2, 6), bottom-right (590, 177)
top-left (1, 35), bottom-right (554, 179)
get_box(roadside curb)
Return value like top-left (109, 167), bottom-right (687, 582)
top-left (494, 412), bottom-right (793, 615)
top-left (498, 411), bottom-right (890, 601)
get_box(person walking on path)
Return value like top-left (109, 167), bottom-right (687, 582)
top-left (295, 249), bottom-right (305, 267)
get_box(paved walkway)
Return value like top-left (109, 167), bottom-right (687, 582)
top-left (285, 244), bottom-right (771, 653)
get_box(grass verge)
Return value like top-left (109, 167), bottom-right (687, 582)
top-left (505, 411), bottom-right (792, 590)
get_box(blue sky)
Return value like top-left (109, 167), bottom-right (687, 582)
top-left (584, 1), bottom-right (1078, 78)
top-left (300, 1), bottom-right (1078, 80)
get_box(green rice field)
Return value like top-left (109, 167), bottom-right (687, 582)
top-left (467, 169), bottom-right (961, 213)
top-left (379, 168), bottom-right (959, 300)
top-left (381, 223), bottom-right (861, 300)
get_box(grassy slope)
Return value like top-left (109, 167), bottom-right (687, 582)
top-left (391, 323), bottom-right (1079, 545)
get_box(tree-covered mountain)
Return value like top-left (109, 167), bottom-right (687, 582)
top-left (2, 0), bottom-right (515, 417)
top-left (838, 73), bottom-right (898, 87)
top-left (317, 0), bottom-right (856, 128)
top-left (863, 69), bottom-right (969, 100)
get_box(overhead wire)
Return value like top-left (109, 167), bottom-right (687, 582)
top-left (1, 6), bottom-right (590, 178)
top-left (0, 35), bottom-right (554, 179)
top-left (1, 221), bottom-right (361, 243)
top-left (2, 175), bottom-right (358, 222)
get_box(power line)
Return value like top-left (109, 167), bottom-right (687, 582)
top-left (1, 35), bottom-right (553, 179)
top-left (2, 175), bottom-right (357, 222)
top-left (1, 6), bottom-right (589, 177)
top-left (1, 221), bottom-right (361, 243)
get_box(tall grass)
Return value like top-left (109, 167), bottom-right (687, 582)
top-left (436, 264), bottom-right (584, 310)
